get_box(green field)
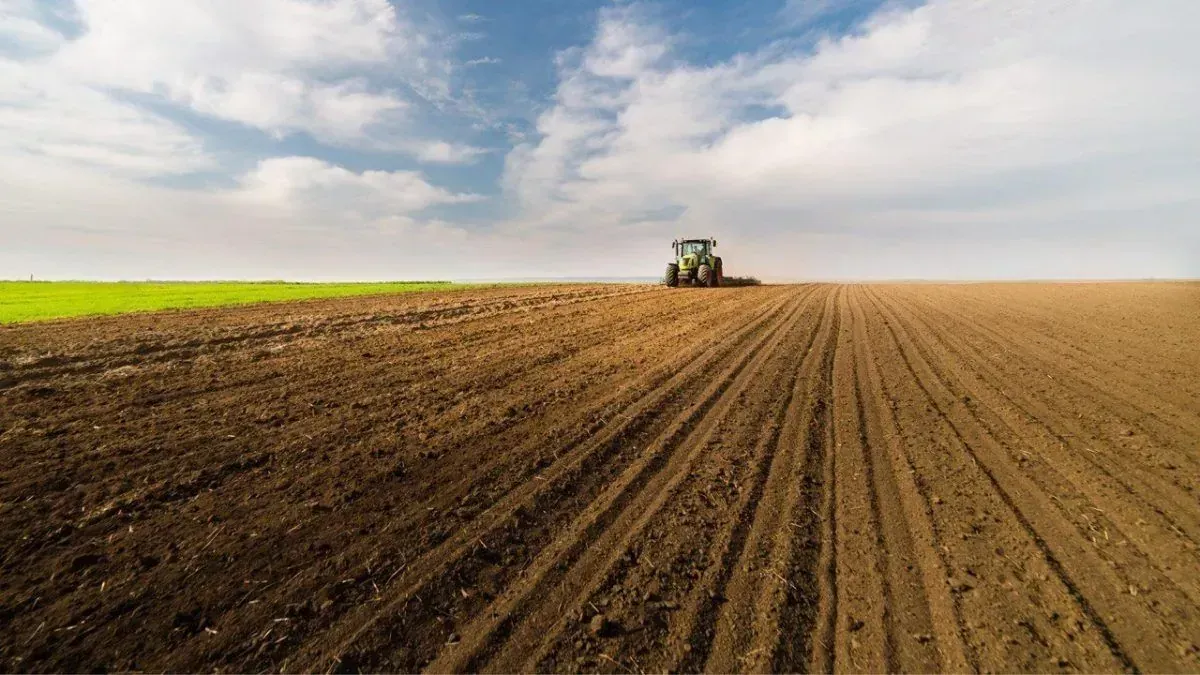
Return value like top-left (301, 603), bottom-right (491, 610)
top-left (0, 281), bottom-right (475, 324)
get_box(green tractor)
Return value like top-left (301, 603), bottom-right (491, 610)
top-left (665, 238), bottom-right (722, 287)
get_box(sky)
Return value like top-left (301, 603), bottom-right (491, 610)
top-left (1, 0), bottom-right (1198, 281)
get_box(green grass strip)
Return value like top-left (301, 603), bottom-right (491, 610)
top-left (0, 281), bottom-right (483, 324)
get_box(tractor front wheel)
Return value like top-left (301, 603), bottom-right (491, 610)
top-left (697, 264), bottom-right (713, 287)
top-left (665, 263), bottom-right (679, 287)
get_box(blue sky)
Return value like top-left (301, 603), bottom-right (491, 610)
top-left (142, 0), bottom-right (896, 197)
top-left (1, 0), bottom-right (1197, 280)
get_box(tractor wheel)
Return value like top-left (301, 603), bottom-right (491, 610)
top-left (697, 264), bottom-right (713, 287)
top-left (712, 257), bottom-right (723, 287)
top-left (665, 263), bottom-right (679, 287)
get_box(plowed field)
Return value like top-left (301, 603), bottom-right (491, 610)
top-left (2, 283), bottom-right (1198, 673)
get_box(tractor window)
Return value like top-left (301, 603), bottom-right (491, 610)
top-left (681, 242), bottom-right (707, 256)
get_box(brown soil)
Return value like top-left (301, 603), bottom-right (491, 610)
top-left (1, 282), bottom-right (1198, 673)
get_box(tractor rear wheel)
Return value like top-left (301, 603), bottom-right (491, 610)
top-left (665, 263), bottom-right (679, 287)
top-left (697, 264), bottom-right (713, 287)
top-left (711, 257), bottom-right (723, 287)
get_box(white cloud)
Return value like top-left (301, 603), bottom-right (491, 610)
top-left (234, 156), bottom-right (482, 215)
top-left (0, 0), bottom-right (64, 55)
top-left (581, 5), bottom-right (669, 79)
top-left (0, 1), bottom-right (216, 177)
top-left (46, 0), bottom-right (436, 143)
top-left (0, 154), bottom-right (497, 281)
top-left (465, 56), bottom-right (502, 67)
top-left (415, 141), bottom-right (490, 164)
top-left (500, 0), bottom-right (1200, 279)
top-left (2, 0), bottom-right (1198, 281)
top-left (0, 0), bottom-right (474, 168)
top-left (0, 61), bottom-right (213, 177)
top-left (0, 1), bottom-right (499, 281)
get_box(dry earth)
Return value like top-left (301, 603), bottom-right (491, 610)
top-left (1, 283), bottom-right (1198, 673)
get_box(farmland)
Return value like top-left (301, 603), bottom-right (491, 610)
top-left (1, 283), bottom-right (1198, 672)
top-left (0, 281), bottom-right (469, 324)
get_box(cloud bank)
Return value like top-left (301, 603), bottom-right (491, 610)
top-left (503, 1), bottom-right (1200, 278)
top-left (1, 0), bottom-right (1197, 280)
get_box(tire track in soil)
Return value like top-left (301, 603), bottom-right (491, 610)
top-left (699, 287), bottom-right (839, 674)
top-left (910, 289), bottom-right (1200, 477)
top-left (866, 286), bottom-right (1188, 672)
top-left (931, 286), bottom-right (1200, 426)
top-left (1, 287), bottom-right (790, 672)
top-left (0, 288), bottom-right (727, 583)
top-left (859, 288), bottom-right (1127, 671)
top-left (4, 283), bottom-right (1200, 673)
top-left (887, 288), bottom-right (1200, 523)
top-left (515, 286), bottom-right (840, 675)
top-left (288, 290), bottom-right (814, 672)
top-left (880, 288), bottom-right (1200, 608)
top-left (417, 289), bottom-right (824, 674)
top-left (0, 287), bottom-right (655, 388)
top-left (847, 287), bottom-right (971, 673)
top-left (671, 288), bottom-right (838, 675)
top-left (5, 288), bottom-right (722, 528)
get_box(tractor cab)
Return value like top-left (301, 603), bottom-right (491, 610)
top-left (675, 239), bottom-right (711, 259)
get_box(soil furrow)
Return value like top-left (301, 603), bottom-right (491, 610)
top-left (879, 288), bottom-right (1200, 606)
top-left (820, 290), bottom-right (890, 673)
top-left (0, 287), bottom-right (655, 388)
top-left (0, 290), bottom-right (752, 570)
top-left (423, 289), bottom-right (821, 673)
top-left (519, 293), bottom-right (825, 672)
top-left (762, 311), bottom-right (834, 673)
top-left (680, 288), bottom-right (837, 674)
top-left (861, 289), bottom-right (1127, 671)
top-left (841, 286), bottom-right (941, 672)
top-left (525, 287), bottom-right (840, 675)
top-left (667, 291), bottom-right (834, 674)
top-left (3, 282), bottom-right (1199, 672)
top-left (286, 290), bottom-right (809, 672)
top-left (868, 286), bottom-right (1195, 672)
top-left (931, 285), bottom-right (1198, 411)
top-left (849, 287), bottom-right (972, 672)
top-left (908, 290), bottom-right (1200, 476)
top-left (802, 290), bottom-right (841, 675)
top-left (885, 288), bottom-right (1200, 530)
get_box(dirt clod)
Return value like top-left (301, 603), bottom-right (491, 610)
top-left (589, 614), bottom-right (613, 637)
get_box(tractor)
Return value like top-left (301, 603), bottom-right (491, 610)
top-left (665, 238), bottom-right (722, 287)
